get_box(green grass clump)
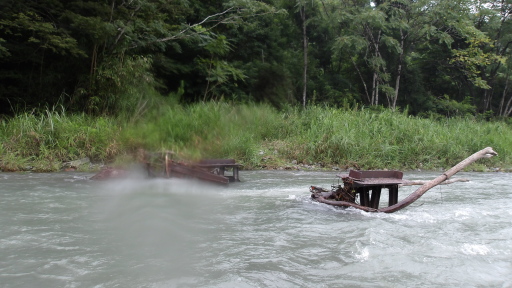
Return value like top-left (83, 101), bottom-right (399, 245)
top-left (0, 108), bottom-right (120, 171)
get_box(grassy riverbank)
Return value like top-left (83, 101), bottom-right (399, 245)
top-left (1, 103), bottom-right (510, 172)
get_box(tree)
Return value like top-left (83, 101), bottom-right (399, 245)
top-left (332, 0), bottom-right (395, 106)
top-left (468, 0), bottom-right (512, 115)
top-left (196, 34), bottom-right (246, 101)
top-left (0, 0), bottom-right (281, 114)
top-left (297, 0), bottom-right (309, 108)
top-left (0, 1), bottom-right (88, 114)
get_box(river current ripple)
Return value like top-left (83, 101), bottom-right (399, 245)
top-left (0, 170), bottom-right (511, 287)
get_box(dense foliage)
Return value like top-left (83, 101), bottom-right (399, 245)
top-left (1, 0), bottom-right (512, 117)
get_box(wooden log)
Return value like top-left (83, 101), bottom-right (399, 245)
top-left (400, 178), bottom-right (469, 186)
top-left (314, 197), bottom-right (378, 212)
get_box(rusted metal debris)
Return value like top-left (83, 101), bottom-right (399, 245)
top-left (310, 147), bottom-right (498, 213)
top-left (311, 170), bottom-right (404, 211)
top-left (91, 151), bottom-right (242, 185)
top-left (162, 159), bottom-right (241, 185)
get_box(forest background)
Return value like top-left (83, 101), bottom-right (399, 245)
top-left (1, 0), bottom-right (512, 172)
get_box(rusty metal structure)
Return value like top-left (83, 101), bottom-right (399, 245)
top-left (310, 147), bottom-right (498, 213)
top-left (159, 157), bottom-right (241, 185)
top-left (91, 151), bottom-right (242, 185)
top-left (311, 170), bottom-right (405, 210)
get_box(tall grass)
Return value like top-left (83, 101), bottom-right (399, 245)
top-left (120, 102), bottom-right (287, 166)
top-left (0, 107), bottom-right (120, 171)
top-left (1, 103), bottom-right (510, 171)
top-left (120, 103), bottom-right (511, 170)
top-left (270, 107), bottom-right (510, 170)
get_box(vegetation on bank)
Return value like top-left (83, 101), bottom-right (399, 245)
top-left (1, 103), bottom-right (510, 172)
top-left (3, 1), bottom-right (511, 174)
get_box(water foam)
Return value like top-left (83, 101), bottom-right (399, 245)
top-left (461, 243), bottom-right (491, 255)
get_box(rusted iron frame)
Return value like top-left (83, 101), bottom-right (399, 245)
top-left (193, 163), bottom-right (241, 182)
top-left (311, 147), bottom-right (498, 213)
top-left (340, 182), bottom-right (398, 209)
top-left (143, 153), bottom-right (240, 184)
top-left (166, 161), bottom-right (230, 185)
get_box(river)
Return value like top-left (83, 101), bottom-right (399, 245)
top-left (0, 170), bottom-right (511, 287)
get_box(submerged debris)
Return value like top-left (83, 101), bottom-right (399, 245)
top-left (90, 151), bottom-right (241, 185)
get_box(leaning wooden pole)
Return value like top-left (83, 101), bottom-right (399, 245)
top-left (377, 147), bottom-right (498, 213)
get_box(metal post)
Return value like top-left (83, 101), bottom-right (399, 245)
top-left (360, 187), bottom-right (370, 207)
top-left (234, 166), bottom-right (239, 181)
top-left (388, 185), bottom-right (398, 206)
top-left (370, 187), bottom-right (382, 209)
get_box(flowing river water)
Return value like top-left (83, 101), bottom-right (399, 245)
top-left (1, 170), bottom-right (511, 287)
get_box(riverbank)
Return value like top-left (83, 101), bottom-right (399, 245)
top-left (1, 103), bottom-right (511, 172)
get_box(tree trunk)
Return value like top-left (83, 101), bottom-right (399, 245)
top-left (351, 58), bottom-right (371, 103)
top-left (503, 82), bottom-right (512, 116)
top-left (505, 97), bottom-right (512, 116)
top-left (392, 30), bottom-right (405, 111)
top-left (301, 4), bottom-right (308, 108)
top-left (499, 74), bottom-right (510, 116)
top-left (483, 89), bottom-right (493, 112)
top-left (371, 72), bottom-right (378, 105)
top-left (370, 30), bottom-right (382, 106)
top-left (375, 81), bottom-right (379, 105)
